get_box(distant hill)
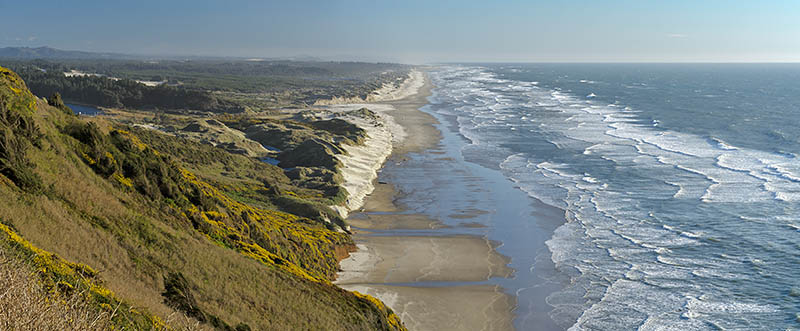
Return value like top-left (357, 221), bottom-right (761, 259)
top-left (0, 46), bottom-right (132, 59)
top-left (0, 46), bottom-right (329, 62)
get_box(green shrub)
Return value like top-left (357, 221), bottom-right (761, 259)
top-left (0, 96), bottom-right (42, 192)
top-left (47, 92), bottom-right (73, 115)
top-left (163, 272), bottom-right (204, 321)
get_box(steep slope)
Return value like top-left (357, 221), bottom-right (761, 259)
top-left (0, 66), bottom-right (405, 330)
top-left (0, 247), bottom-right (113, 330)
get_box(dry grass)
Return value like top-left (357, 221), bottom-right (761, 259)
top-left (0, 250), bottom-right (113, 330)
top-left (0, 251), bottom-right (207, 331)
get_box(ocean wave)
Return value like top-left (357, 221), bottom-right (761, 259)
top-left (708, 137), bottom-right (738, 150)
top-left (429, 65), bottom-right (799, 330)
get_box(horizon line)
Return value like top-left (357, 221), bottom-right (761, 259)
top-left (2, 45), bottom-right (799, 65)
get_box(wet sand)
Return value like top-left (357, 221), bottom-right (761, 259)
top-left (336, 72), bottom-right (517, 331)
top-left (337, 235), bottom-right (511, 284)
top-left (345, 284), bottom-right (514, 331)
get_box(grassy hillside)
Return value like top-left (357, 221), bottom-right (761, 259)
top-left (0, 66), bottom-right (405, 330)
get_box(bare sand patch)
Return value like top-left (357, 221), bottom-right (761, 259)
top-left (340, 284), bottom-right (514, 331)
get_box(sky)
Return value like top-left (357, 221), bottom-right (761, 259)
top-left (2, 0), bottom-right (799, 63)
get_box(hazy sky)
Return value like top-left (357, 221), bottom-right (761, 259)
top-left (2, 0), bottom-right (799, 63)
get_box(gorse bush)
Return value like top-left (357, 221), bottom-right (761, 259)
top-left (0, 221), bottom-right (167, 329)
top-left (163, 272), bottom-right (205, 322)
top-left (63, 120), bottom-right (350, 279)
top-left (0, 249), bottom-right (114, 331)
top-left (0, 67), bottom-right (43, 192)
top-left (63, 120), bottom-right (201, 207)
top-left (163, 272), bottom-right (252, 331)
top-left (47, 92), bottom-right (73, 115)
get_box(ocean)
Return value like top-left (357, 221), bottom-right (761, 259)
top-left (425, 64), bottom-right (800, 330)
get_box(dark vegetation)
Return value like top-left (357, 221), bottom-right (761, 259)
top-left (132, 126), bottom-right (350, 230)
top-left (2, 61), bottom-right (239, 112)
top-left (0, 66), bottom-right (406, 330)
top-left (0, 58), bottom-right (409, 111)
top-left (0, 69), bottom-right (43, 192)
top-left (163, 272), bottom-right (248, 330)
top-left (216, 114), bottom-right (371, 213)
top-left (46, 91), bottom-right (73, 115)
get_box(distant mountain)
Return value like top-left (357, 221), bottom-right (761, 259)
top-left (0, 46), bottom-right (324, 62)
top-left (0, 46), bottom-right (368, 63)
top-left (0, 46), bottom-right (132, 59)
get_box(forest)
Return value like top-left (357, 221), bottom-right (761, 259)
top-left (0, 59), bottom-right (409, 111)
top-left (4, 61), bottom-right (240, 112)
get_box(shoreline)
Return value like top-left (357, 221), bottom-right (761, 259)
top-left (334, 71), bottom-right (518, 330)
top-left (319, 69), bottom-right (425, 220)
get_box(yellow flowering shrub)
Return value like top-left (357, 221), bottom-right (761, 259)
top-left (0, 222), bottom-right (167, 330)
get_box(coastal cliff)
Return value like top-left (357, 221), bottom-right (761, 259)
top-left (0, 66), bottom-right (406, 330)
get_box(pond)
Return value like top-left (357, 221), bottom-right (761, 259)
top-left (66, 103), bottom-right (103, 116)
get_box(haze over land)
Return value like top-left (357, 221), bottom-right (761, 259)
top-left (2, 1), bottom-right (800, 330)
top-left (2, 1), bottom-right (800, 63)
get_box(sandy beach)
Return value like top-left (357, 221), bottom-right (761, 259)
top-left (319, 70), bottom-right (423, 220)
top-left (333, 71), bottom-right (517, 331)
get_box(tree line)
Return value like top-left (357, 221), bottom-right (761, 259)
top-left (5, 63), bottom-right (240, 112)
